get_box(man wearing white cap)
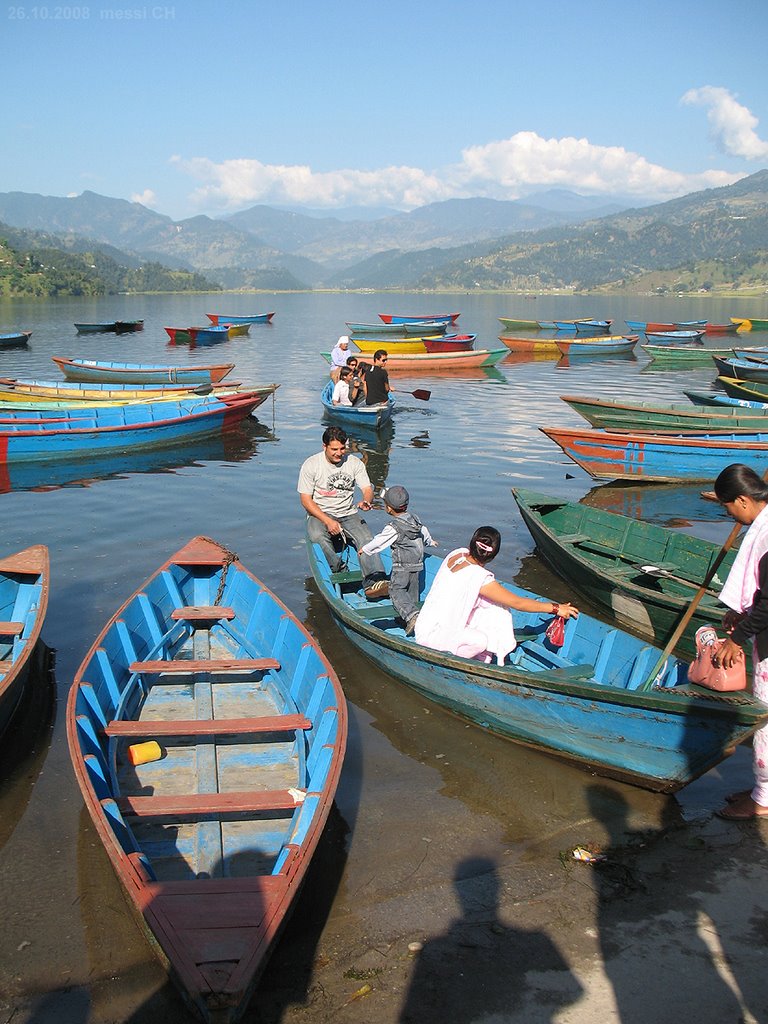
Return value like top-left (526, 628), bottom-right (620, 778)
top-left (329, 336), bottom-right (350, 382)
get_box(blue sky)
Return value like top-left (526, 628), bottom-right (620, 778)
top-left (5, 0), bottom-right (768, 220)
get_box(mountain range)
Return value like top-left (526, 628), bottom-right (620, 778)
top-left (0, 171), bottom-right (766, 292)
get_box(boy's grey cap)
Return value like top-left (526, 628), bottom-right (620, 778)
top-left (384, 485), bottom-right (409, 510)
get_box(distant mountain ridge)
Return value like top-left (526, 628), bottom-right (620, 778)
top-left (0, 173), bottom-right (765, 291)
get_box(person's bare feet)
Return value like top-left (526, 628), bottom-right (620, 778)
top-left (717, 794), bottom-right (768, 819)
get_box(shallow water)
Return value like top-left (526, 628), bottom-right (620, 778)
top-left (0, 290), bottom-right (766, 1019)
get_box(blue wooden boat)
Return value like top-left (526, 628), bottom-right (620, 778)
top-left (0, 546), bottom-right (49, 739)
top-left (685, 389), bottom-right (768, 410)
top-left (206, 312), bottom-right (275, 325)
top-left (731, 348), bottom-right (768, 362)
top-left (675, 320), bottom-right (708, 329)
top-left (52, 357), bottom-right (235, 385)
top-left (320, 381), bottom-right (394, 429)
top-left (190, 325), bottom-right (229, 345)
top-left (555, 336), bottom-right (636, 357)
top-left (307, 539), bottom-right (768, 791)
top-left (645, 330), bottom-right (705, 343)
top-left (712, 356), bottom-right (768, 383)
top-left (0, 392), bottom-right (267, 463)
top-left (551, 320), bottom-right (611, 332)
top-left (67, 536), bottom-right (346, 1022)
top-left (541, 424), bottom-right (768, 482)
top-left (0, 331), bottom-right (32, 347)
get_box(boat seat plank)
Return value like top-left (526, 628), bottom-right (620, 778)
top-left (115, 788), bottom-right (304, 818)
top-left (330, 569), bottom-right (364, 584)
top-left (105, 714), bottom-right (311, 737)
top-left (129, 657), bottom-right (280, 674)
top-left (557, 533), bottom-right (591, 544)
top-left (0, 621), bottom-right (24, 635)
top-left (170, 605), bottom-right (235, 622)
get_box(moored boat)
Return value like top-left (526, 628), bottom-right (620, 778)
top-left (206, 312), bottom-right (275, 325)
top-left (644, 330), bottom-right (705, 343)
top-left (561, 392), bottom-right (768, 432)
top-left (0, 377), bottom-right (241, 403)
top-left (0, 546), bottom-right (49, 739)
top-left (625, 320), bottom-right (677, 332)
top-left (732, 318), bottom-right (768, 331)
top-left (320, 381), bottom-right (393, 429)
top-left (67, 536), bottom-right (346, 1022)
top-left (704, 322), bottom-right (740, 334)
top-left (52, 357), bottom-right (235, 385)
top-left (640, 343), bottom-right (735, 364)
top-left (555, 336), bottom-right (636, 356)
top-left (712, 356), bottom-right (768, 383)
top-left (322, 348), bottom-right (507, 370)
top-left (0, 391), bottom-right (269, 463)
top-left (717, 376), bottom-right (768, 402)
top-left (378, 313), bottom-right (459, 325)
top-left (511, 487), bottom-right (736, 663)
top-left (541, 424), bottom-right (768, 482)
top-left (164, 327), bottom-right (200, 344)
top-left (346, 321), bottom-right (447, 336)
top-left (498, 335), bottom-right (560, 354)
top-left (351, 334), bottom-right (475, 354)
top-left (498, 316), bottom-right (540, 330)
top-left (0, 331), bottom-right (32, 347)
top-left (307, 538), bottom-right (768, 791)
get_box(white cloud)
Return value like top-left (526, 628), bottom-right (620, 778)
top-left (131, 188), bottom-right (159, 208)
top-left (682, 85), bottom-right (768, 160)
top-left (171, 125), bottom-right (746, 213)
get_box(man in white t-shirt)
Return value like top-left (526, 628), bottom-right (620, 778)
top-left (298, 425), bottom-right (389, 601)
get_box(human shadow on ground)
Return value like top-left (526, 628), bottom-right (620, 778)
top-left (398, 855), bottom-right (583, 1024)
top-left (587, 783), bottom-right (768, 1023)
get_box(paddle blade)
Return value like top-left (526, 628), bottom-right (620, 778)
top-left (411, 389), bottom-right (431, 401)
top-left (194, 383), bottom-right (213, 395)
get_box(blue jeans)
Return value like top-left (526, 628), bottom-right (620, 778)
top-left (307, 512), bottom-right (385, 586)
top-left (389, 566), bottom-right (420, 622)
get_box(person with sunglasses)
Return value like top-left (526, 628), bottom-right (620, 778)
top-left (364, 349), bottom-right (392, 406)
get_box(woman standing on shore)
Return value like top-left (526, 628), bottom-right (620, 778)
top-left (713, 463), bottom-right (768, 820)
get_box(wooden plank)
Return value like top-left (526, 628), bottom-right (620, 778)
top-left (129, 657), bottom-right (280, 674)
top-left (0, 621), bottom-right (24, 635)
top-left (115, 788), bottom-right (304, 818)
top-left (170, 605), bottom-right (235, 622)
top-left (105, 713), bottom-right (311, 737)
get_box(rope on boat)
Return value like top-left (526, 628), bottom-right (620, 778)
top-left (199, 537), bottom-right (239, 605)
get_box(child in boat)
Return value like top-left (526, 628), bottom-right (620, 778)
top-left (360, 485), bottom-right (437, 635)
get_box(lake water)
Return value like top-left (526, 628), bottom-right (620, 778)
top-left (1, 290), bottom-right (767, 1021)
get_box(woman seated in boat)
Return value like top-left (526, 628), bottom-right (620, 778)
top-left (414, 526), bottom-right (578, 664)
top-left (345, 355), bottom-right (368, 405)
top-left (332, 366), bottom-right (363, 407)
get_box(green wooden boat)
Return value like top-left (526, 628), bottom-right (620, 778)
top-left (736, 318), bottom-right (768, 331)
top-left (512, 487), bottom-right (742, 665)
top-left (561, 393), bottom-right (768, 433)
top-left (640, 344), bottom-right (735, 364)
top-left (498, 316), bottom-right (540, 330)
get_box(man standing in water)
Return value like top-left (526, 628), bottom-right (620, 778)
top-left (298, 425), bottom-right (389, 601)
top-left (365, 349), bottom-right (393, 405)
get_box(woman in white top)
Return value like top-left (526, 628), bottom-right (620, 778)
top-left (415, 525), bottom-right (578, 665)
top-left (332, 366), bottom-right (355, 406)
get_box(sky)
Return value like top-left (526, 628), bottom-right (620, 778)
top-left (5, 0), bottom-right (768, 221)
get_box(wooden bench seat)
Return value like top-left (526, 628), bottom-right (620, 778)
top-left (0, 621), bottom-right (24, 636)
top-left (330, 569), bottom-right (364, 585)
top-left (114, 788), bottom-right (305, 819)
top-left (170, 605), bottom-right (235, 622)
top-left (129, 657), bottom-right (280, 675)
top-left (105, 713), bottom-right (311, 738)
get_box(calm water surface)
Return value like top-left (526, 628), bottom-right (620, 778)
top-left (1, 291), bottom-right (766, 1020)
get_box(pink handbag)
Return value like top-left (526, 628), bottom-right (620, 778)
top-left (687, 625), bottom-right (747, 692)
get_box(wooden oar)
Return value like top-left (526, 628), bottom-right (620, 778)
top-left (637, 479), bottom-right (764, 691)
top-left (409, 388), bottom-right (431, 401)
top-left (637, 564), bottom-right (722, 597)
top-left (638, 522), bottom-right (744, 691)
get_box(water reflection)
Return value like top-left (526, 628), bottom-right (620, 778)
top-left (0, 419), bottom-right (275, 494)
top-left (0, 647), bottom-right (55, 854)
top-left (581, 481), bottom-right (729, 528)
